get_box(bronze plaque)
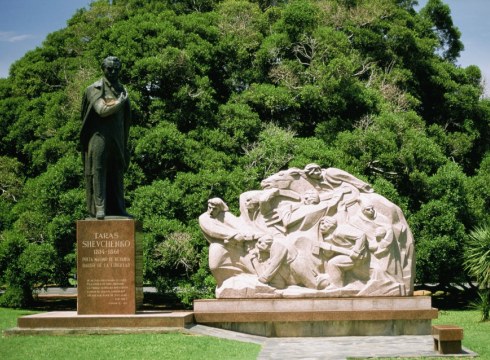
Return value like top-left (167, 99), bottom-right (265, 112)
top-left (77, 219), bottom-right (142, 314)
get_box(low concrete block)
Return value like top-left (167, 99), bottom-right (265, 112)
top-left (17, 311), bottom-right (194, 329)
top-left (432, 325), bottom-right (464, 354)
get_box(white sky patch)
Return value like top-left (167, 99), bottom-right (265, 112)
top-left (0, 31), bottom-right (35, 43)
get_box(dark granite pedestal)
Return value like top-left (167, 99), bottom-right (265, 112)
top-left (76, 219), bottom-right (143, 315)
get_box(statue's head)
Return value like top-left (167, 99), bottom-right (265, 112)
top-left (319, 216), bottom-right (337, 234)
top-left (101, 56), bottom-right (122, 82)
top-left (244, 194), bottom-right (259, 210)
top-left (360, 198), bottom-right (376, 220)
top-left (256, 234), bottom-right (273, 252)
top-left (304, 163), bottom-right (322, 180)
top-left (207, 198), bottom-right (228, 218)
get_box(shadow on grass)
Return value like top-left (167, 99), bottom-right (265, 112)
top-left (415, 284), bottom-right (479, 310)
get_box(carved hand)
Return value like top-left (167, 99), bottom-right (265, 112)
top-left (258, 276), bottom-right (268, 284)
top-left (349, 250), bottom-right (360, 260)
top-left (320, 243), bottom-right (332, 251)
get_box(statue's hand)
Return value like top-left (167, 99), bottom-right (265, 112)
top-left (233, 233), bottom-right (245, 242)
top-left (349, 249), bottom-right (360, 260)
top-left (118, 91), bottom-right (127, 103)
top-left (258, 276), bottom-right (268, 284)
top-left (104, 98), bottom-right (117, 106)
top-left (320, 243), bottom-right (332, 251)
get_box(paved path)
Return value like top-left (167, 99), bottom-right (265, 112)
top-left (187, 325), bottom-right (477, 359)
top-left (26, 288), bottom-right (478, 359)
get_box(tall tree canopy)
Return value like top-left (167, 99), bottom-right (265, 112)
top-left (0, 0), bottom-right (489, 307)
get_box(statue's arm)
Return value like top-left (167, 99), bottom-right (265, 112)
top-left (375, 228), bottom-right (395, 256)
top-left (199, 215), bottom-right (245, 243)
top-left (93, 91), bottom-right (128, 118)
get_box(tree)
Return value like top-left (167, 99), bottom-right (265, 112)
top-left (420, 0), bottom-right (463, 62)
top-left (464, 225), bottom-right (490, 321)
top-left (0, 0), bottom-right (489, 307)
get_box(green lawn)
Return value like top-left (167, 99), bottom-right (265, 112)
top-left (351, 310), bottom-right (490, 360)
top-left (433, 309), bottom-right (490, 359)
top-left (0, 308), bottom-right (261, 360)
top-left (1, 307), bottom-right (489, 360)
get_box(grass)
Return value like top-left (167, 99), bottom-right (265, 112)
top-left (433, 309), bottom-right (490, 359)
top-left (349, 309), bottom-right (490, 360)
top-left (0, 308), bottom-right (261, 360)
top-left (1, 307), bottom-right (489, 359)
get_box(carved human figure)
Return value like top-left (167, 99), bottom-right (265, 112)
top-left (318, 216), bottom-right (370, 289)
top-left (348, 199), bottom-right (387, 240)
top-left (199, 198), bottom-right (257, 286)
top-left (239, 189), bottom-right (291, 237)
top-left (80, 56), bottom-right (131, 220)
top-left (350, 200), bottom-right (403, 281)
top-left (270, 189), bottom-right (350, 234)
top-left (368, 227), bottom-right (401, 282)
top-left (198, 165), bottom-right (415, 298)
top-left (304, 163), bottom-right (373, 194)
top-left (250, 234), bottom-right (319, 289)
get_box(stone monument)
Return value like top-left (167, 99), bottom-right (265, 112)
top-left (194, 164), bottom-right (431, 337)
top-left (77, 56), bottom-right (142, 315)
top-left (199, 164), bottom-right (414, 299)
top-left (80, 55), bottom-right (131, 220)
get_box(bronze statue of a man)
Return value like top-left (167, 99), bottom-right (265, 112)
top-left (80, 56), bottom-right (131, 220)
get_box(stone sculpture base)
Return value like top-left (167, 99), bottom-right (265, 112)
top-left (193, 296), bottom-right (438, 337)
top-left (11, 311), bottom-right (194, 335)
top-left (77, 219), bottom-right (143, 315)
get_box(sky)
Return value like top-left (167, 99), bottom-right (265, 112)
top-left (417, 0), bottom-right (490, 96)
top-left (0, 0), bottom-right (92, 78)
top-left (0, 0), bottom-right (489, 95)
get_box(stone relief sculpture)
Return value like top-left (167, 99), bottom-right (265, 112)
top-left (199, 164), bottom-right (415, 298)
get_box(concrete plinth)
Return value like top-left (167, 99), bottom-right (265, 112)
top-left (77, 219), bottom-right (143, 315)
top-left (7, 311), bottom-right (194, 335)
top-left (193, 296), bottom-right (438, 337)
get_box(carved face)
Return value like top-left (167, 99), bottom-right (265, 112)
top-left (257, 236), bottom-right (273, 251)
top-left (362, 204), bottom-right (376, 219)
top-left (207, 202), bottom-right (221, 218)
top-left (319, 217), bottom-right (337, 234)
top-left (305, 165), bottom-right (322, 180)
top-left (244, 196), bottom-right (259, 210)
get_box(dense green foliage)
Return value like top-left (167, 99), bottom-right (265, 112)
top-left (1, 0), bottom-right (489, 307)
top-left (464, 224), bottom-right (490, 321)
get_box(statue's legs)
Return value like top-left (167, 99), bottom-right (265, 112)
top-left (258, 240), bottom-right (289, 283)
top-left (106, 154), bottom-right (127, 216)
top-left (89, 134), bottom-right (107, 219)
top-left (326, 255), bottom-right (354, 288)
top-left (209, 242), bottom-right (244, 287)
top-left (290, 254), bottom-right (319, 289)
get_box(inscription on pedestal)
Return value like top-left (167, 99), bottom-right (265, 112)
top-left (77, 219), bottom-right (143, 314)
